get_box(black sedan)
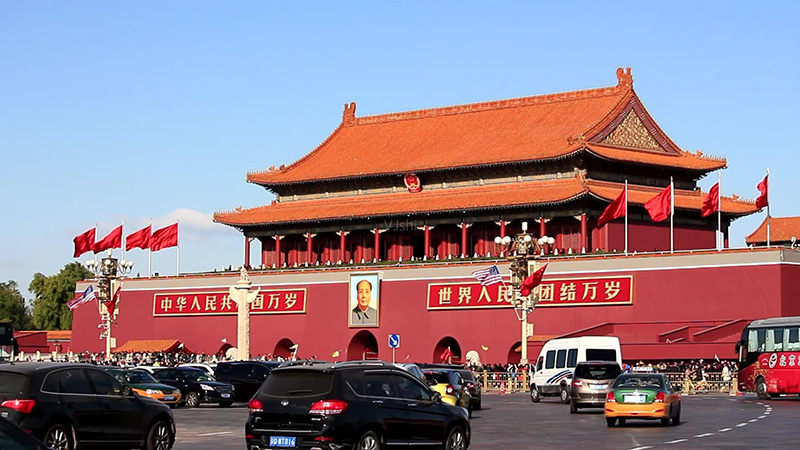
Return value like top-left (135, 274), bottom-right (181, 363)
top-left (150, 367), bottom-right (235, 407)
top-left (0, 362), bottom-right (175, 450)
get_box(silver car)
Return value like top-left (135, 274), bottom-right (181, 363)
top-left (569, 361), bottom-right (622, 413)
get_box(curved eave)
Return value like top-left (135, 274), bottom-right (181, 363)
top-left (584, 145), bottom-right (727, 173)
top-left (214, 192), bottom-right (588, 229)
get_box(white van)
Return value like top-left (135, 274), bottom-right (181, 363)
top-left (529, 336), bottom-right (622, 404)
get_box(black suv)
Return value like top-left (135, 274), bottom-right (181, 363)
top-left (150, 367), bottom-right (234, 407)
top-left (215, 361), bottom-right (280, 402)
top-left (246, 361), bottom-right (471, 450)
top-left (0, 362), bottom-right (175, 450)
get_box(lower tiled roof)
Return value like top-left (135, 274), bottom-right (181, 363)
top-left (215, 177), bottom-right (758, 227)
top-left (745, 216), bottom-right (799, 245)
top-left (112, 339), bottom-right (184, 353)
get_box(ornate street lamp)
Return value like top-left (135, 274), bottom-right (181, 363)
top-left (85, 250), bottom-right (133, 359)
top-left (495, 221), bottom-right (554, 366)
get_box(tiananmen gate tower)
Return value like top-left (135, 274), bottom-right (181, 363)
top-left (72, 68), bottom-right (800, 364)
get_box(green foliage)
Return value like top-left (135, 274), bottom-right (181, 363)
top-left (0, 281), bottom-right (34, 330)
top-left (29, 262), bottom-right (93, 330)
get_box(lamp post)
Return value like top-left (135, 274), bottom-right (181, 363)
top-left (495, 222), bottom-right (554, 366)
top-left (85, 249), bottom-right (133, 359)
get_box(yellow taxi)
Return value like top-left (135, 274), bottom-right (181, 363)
top-left (105, 367), bottom-right (182, 406)
top-left (604, 373), bottom-right (681, 427)
top-left (423, 370), bottom-right (472, 417)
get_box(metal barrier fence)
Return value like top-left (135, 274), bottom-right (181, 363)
top-left (479, 371), bottom-right (738, 394)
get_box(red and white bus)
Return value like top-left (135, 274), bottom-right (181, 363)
top-left (737, 317), bottom-right (800, 399)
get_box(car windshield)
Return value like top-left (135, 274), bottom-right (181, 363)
top-left (574, 364), bottom-right (621, 380)
top-left (613, 375), bottom-right (664, 389)
top-left (259, 371), bottom-right (333, 397)
top-left (424, 372), bottom-right (450, 385)
top-left (126, 371), bottom-right (158, 384)
top-left (183, 371), bottom-right (215, 382)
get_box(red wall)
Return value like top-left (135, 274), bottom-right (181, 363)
top-left (605, 221), bottom-right (716, 252)
top-left (72, 259), bottom-right (791, 363)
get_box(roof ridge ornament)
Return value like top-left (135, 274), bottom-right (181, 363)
top-left (342, 102), bottom-right (357, 126)
top-left (616, 67), bottom-right (633, 89)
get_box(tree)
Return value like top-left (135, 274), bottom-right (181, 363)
top-left (29, 262), bottom-right (93, 330)
top-left (0, 281), bottom-right (34, 330)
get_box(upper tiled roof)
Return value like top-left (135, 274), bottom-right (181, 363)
top-left (745, 216), bottom-right (800, 245)
top-left (248, 68), bottom-right (725, 186)
top-left (214, 176), bottom-right (758, 227)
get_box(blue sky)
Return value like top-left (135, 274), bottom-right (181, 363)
top-left (2, 2), bottom-right (798, 297)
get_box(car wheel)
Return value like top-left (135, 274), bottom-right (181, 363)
top-left (44, 424), bottom-right (73, 450)
top-left (356, 431), bottom-right (382, 450)
top-left (146, 420), bottom-right (173, 450)
top-left (185, 391), bottom-right (200, 407)
top-left (756, 378), bottom-right (771, 400)
top-left (618, 418), bottom-right (626, 426)
top-left (445, 426), bottom-right (467, 450)
top-left (474, 400), bottom-right (482, 411)
top-left (219, 401), bottom-right (233, 407)
top-left (467, 404), bottom-right (473, 418)
top-left (569, 401), bottom-right (578, 414)
top-left (661, 418), bottom-right (671, 426)
top-left (606, 418), bottom-right (616, 427)
top-left (672, 404), bottom-right (681, 426)
top-left (560, 385), bottom-right (570, 404)
top-left (530, 385), bottom-right (541, 403)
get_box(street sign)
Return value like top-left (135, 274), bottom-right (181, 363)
top-left (388, 334), bottom-right (401, 349)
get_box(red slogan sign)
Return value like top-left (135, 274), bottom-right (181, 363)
top-left (153, 289), bottom-right (307, 316)
top-left (427, 276), bottom-right (632, 309)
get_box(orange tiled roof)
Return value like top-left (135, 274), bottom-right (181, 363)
top-left (113, 339), bottom-right (183, 354)
top-left (247, 68), bottom-right (723, 186)
top-left (585, 144), bottom-right (726, 171)
top-left (216, 177), bottom-right (587, 226)
top-left (588, 180), bottom-right (758, 216)
top-left (46, 331), bottom-right (71, 341)
top-left (745, 216), bottom-right (799, 245)
top-left (215, 177), bottom-right (758, 227)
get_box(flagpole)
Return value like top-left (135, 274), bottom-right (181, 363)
top-left (121, 221), bottom-right (125, 262)
top-left (717, 172), bottom-right (722, 251)
top-left (670, 177), bottom-right (674, 254)
top-left (766, 168), bottom-right (771, 248)
top-left (94, 223), bottom-right (99, 266)
top-left (148, 219), bottom-right (152, 277)
top-left (624, 180), bottom-right (628, 255)
top-left (176, 216), bottom-right (181, 276)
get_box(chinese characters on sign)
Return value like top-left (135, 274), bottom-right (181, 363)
top-left (427, 276), bottom-right (632, 309)
top-left (153, 289), bottom-right (307, 316)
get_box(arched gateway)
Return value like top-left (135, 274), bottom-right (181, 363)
top-left (433, 336), bottom-right (462, 364)
top-left (348, 330), bottom-right (379, 360)
top-left (273, 338), bottom-right (295, 359)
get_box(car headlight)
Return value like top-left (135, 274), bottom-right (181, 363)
top-left (146, 389), bottom-right (161, 395)
top-left (201, 384), bottom-right (215, 391)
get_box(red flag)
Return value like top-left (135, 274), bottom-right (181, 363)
top-left (520, 264), bottom-right (548, 297)
top-left (105, 282), bottom-right (122, 315)
top-left (73, 228), bottom-right (96, 258)
top-left (701, 182), bottom-right (720, 217)
top-left (440, 347), bottom-right (453, 362)
top-left (756, 174), bottom-right (769, 209)
top-left (598, 188), bottom-right (626, 227)
top-left (93, 226), bottom-right (122, 253)
top-left (644, 185), bottom-right (672, 222)
top-left (151, 223), bottom-right (178, 251)
top-left (126, 225), bottom-right (151, 251)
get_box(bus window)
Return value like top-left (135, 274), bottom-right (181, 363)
top-left (556, 350), bottom-right (566, 369)
top-left (748, 329), bottom-right (758, 352)
top-left (545, 351), bottom-right (556, 369)
top-left (789, 329), bottom-right (800, 351)
top-left (766, 329), bottom-right (776, 352)
top-left (566, 349), bottom-right (578, 368)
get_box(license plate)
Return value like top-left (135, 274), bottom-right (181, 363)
top-left (221, 393), bottom-right (230, 398)
top-left (269, 436), bottom-right (296, 447)
top-left (623, 394), bottom-right (646, 403)
top-left (590, 384), bottom-right (607, 390)
top-left (163, 396), bottom-right (175, 401)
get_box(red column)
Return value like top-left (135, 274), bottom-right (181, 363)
top-left (275, 236), bottom-right (282, 266)
top-left (539, 217), bottom-right (546, 238)
top-left (244, 236), bottom-right (251, 268)
top-left (580, 214), bottom-right (588, 251)
top-left (374, 229), bottom-right (381, 261)
top-left (339, 231), bottom-right (347, 262)
top-left (322, 237), bottom-right (330, 263)
top-left (461, 223), bottom-right (469, 257)
top-left (424, 226), bottom-right (431, 258)
top-left (261, 239), bottom-right (267, 267)
top-left (306, 233), bottom-right (314, 264)
top-left (499, 221), bottom-right (507, 256)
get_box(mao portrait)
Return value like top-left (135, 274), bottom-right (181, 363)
top-left (349, 273), bottom-right (380, 327)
